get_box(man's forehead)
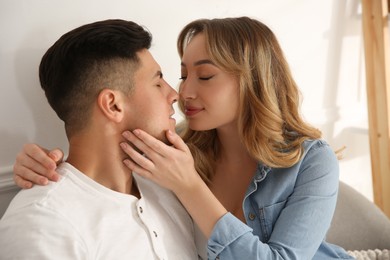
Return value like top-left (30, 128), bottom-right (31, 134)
top-left (136, 49), bottom-right (163, 79)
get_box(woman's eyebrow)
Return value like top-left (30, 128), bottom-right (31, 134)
top-left (181, 59), bottom-right (215, 67)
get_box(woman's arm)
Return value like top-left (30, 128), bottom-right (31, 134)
top-left (121, 130), bottom-right (352, 259)
top-left (13, 143), bottom-right (63, 188)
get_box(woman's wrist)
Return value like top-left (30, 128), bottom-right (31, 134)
top-left (174, 174), bottom-right (228, 237)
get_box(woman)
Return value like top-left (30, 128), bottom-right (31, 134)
top-left (13, 17), bottom-right (353, 259)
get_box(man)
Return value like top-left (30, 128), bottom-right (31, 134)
top-left (0, 19), bottom-right (197, 259)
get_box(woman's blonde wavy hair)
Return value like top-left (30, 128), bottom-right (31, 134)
top-left (177, 17), bottom-right (321, 184)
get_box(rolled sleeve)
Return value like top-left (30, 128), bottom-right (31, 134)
top-left (208, 212), bottom-right (253, 259)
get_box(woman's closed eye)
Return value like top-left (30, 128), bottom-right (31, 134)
top-left (199, 75), bottom-right (213, 80)
top-left (179, 75), bottom-right (214, 81)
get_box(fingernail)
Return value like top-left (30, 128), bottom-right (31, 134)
top-left (123, 159), bottom-right (130, 166)
top-left (122, 131), bottom-right (130, 138)
top-left (40, 178), bottom-right (49, 185)
top-left (49, 151), bottom-right (59, 161)
top-left (51, 174), bottom-right (60, 182)
top-left (120, 142), bottom-right (127, 149)
top-left (49, 153), bottom-right (57, 161)
top-left (133, 129), bottom-right (140, 136)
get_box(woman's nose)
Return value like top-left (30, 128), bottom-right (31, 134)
top-left (179, 81), bottom-right (196, 100)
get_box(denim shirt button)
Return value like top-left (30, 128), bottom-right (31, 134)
top-left (248, 212), bottom-right (256, 221)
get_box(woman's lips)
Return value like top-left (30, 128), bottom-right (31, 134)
top-left (185, 107), bottom-right (203, 117)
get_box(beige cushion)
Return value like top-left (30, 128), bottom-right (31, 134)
top-left (327, 182), bottom-right (390, 250)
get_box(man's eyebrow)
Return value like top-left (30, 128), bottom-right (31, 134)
top-left (181, 59), bottom-right (215, 67)
top-left (153, 70), bottom-right (163, 79)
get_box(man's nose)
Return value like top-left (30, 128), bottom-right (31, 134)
top-left (171, 91), bottom-right (178, 104)
top-left (162, 79), bottom-right (179, 104)
top-left (168, 86), bottom-right (179, 104)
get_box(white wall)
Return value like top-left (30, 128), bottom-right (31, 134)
top-left (0, 0), bottom-right (372, 206)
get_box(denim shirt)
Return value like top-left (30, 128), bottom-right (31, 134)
top-left (199, 139), bottom-right (354, 260)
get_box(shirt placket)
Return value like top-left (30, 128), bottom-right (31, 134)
top-left (136, 199), bottom-right (168, 260)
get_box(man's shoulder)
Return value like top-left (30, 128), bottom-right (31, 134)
top-left (0, 181), bottom-right (88, 258)
top-left (1, 165), bottom-right (83, 220)
top-left (4, 181), bottom-right (62, 215)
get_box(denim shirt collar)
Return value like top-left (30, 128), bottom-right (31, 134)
top-left (245, 164), bottom-right (271, 198)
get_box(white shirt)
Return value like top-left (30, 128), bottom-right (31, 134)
top-left (0, 162), bottom-right (198, 259)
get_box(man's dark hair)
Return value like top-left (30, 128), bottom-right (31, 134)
top-left (39, 19), bottom-right (152, 136)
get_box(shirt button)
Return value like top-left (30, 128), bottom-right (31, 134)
top-left (139, 206), bottom-right (143, 213)
top-left (248, 212), bottom-right (256, 221)
top-left (153, 231), bottom-right (158, 237)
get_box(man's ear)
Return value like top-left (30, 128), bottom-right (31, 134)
top-left (97, 89), bottom-right (125, 123)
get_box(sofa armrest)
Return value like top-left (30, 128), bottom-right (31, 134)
top-left (327, 181), bottom-right (390, 250)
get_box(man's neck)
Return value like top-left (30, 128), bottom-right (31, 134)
top-left (66, 134), bottom-right (139, 197)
